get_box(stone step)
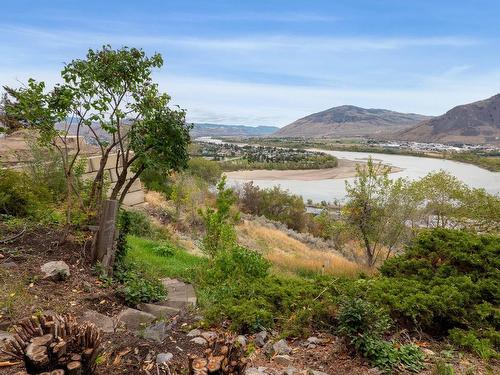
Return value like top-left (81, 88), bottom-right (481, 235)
top-left (136, 303), bottom-right (180, 319)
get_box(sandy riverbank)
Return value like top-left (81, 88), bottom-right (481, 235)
top-left (225, 158), bottom-right (403, 181)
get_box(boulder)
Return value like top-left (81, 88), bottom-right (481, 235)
top-left (143, 321), bottom-right (171, 342)
top-left (136, 303), bottom-right (180, 319)
top-left (40, 261), bottom-right (70, 281)
top-left (115, 308), bottom-right (156, 331)
top-left (245, 367), bottom-right (267, 375)
top-left (274, 354), bottom-right (293, 366)
top-left (236, 335), bottom-right (247, 347)
top-left (190, 336), bottom-right (208, 346)
top-left (273, 339), bottom-right (292, 355)
top-left (82, 310), bottom-right (115, 333)
top-left (156, 352), bottom-right (173, 364)
top-left (187, 328), bottom-right (202, 337)
top-left (282, 367), bottom-right (298, 375)
top-left (254, 330), bottom-right (268, 347)
top-left (307, 370), bottom-right (330, 375)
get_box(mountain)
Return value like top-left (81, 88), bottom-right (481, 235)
top-left (274, 105), bottom-right (430, 138)
top-left (191, 123), bottom-right (279, 138)
top-left (397, 94), bottom-right (500, 145)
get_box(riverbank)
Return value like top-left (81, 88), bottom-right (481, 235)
top-left (225, 158), bottom-right (403, 181)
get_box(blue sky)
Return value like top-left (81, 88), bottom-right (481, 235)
top-left (1, 0), bottom-right (500, 126)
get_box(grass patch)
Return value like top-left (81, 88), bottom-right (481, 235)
top-left (125, 235), bottom-right (205, 283)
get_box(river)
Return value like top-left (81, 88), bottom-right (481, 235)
top-left (226, 148), bottom-right (500, 203)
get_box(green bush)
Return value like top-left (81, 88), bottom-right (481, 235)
top-left (448, 329), bottom-right (498, 360)
top-left (0, 169), bottom-right (49, 217)
top-left (116, 268), bottom-right (166, 306)
top-left (371, 229), bottom-right (500, 335)
top-left (153, 243), bottom-right (176, 257)
top-left (337, 297), bottom-right (424, 373)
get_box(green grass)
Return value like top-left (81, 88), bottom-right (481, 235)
top-left (125, 235), bottom-right (205, 283)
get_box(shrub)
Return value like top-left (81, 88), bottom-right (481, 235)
top-left (0, 169), bottom-right (48, 217)
top-left (117, 268), bottom-right (166, 306)
top-left (372, 229), bottom-right (500, 335)
top-left (337, 298), bottom-right (424, 373)
top-left (152, 243), bottom-right (176, 257)
top-left (448, 329), bottom-right (498, 360)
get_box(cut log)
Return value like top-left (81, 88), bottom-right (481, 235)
top-left (25, 342), bottom-right (49, 372)
top-left (67, 360), bottom-right (83, 374)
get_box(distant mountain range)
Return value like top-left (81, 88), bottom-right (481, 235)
top-left (191, 123), bottom-right (279, 138)
top-left (396, 94), bottom-right (500, 145)
top-left (273, 105), bottom-right (430, 138)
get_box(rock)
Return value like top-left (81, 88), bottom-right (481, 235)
top-left (273, 339), bottom-right (292, 355)
top-left (306, 337), bottom-right (322, 344)
top-left (156, 352), bottom-right (173, 364)
top-left (0, 330), bottom-right (13, 345)
top-left (201, 331), bottom-right (217, 341)
top-left (282, 367), bottom-right (298, 375)
top-left (115, 308), bottom-right (156, 331)
top-left (143, 321), bottom-right (171, 342)
top-left (307, 370), bottom-right (330, 375)
top-left (274, 355), bottom-right (293, 366)
top-left (187, 328), bottom-right (202, 337)
top-left (82, 310), bottom-right (115, 333)
top-left (0, 261), bottom-right (17, 270)
top-left (40, 261), bottom-right (70, 281)
top-left (236, 335), bottom-right (247, 347)
top-left (137, 303), bottom-right (180, 319)
top-left (307, 343), bottom-right (317, 349)
top-left (190, 336), bottom-right (208, 346)
top-left (246, 367), bottom-right (267, 375)
top-left (254, 330), bottom-right (268, 347)
top-left (262, 342), bottom-right (274, 357)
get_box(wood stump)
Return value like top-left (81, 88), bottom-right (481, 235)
top-left (188, 333), bottom-right (247, 375)
top-left (4, 314), bottom-right (101, 374)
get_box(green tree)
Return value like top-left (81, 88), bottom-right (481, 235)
top-left (3, 45), bottom-right (191, 221)
top-left (200, 176), bottom-right (239, 257)
top-left (343, 158), bottom-right (417, 266)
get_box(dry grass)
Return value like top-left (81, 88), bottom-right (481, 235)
top-left (237, 220), bottom-right (368, 277)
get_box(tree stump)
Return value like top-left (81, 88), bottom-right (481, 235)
top-left (4, 314), bottom-right (101, 374)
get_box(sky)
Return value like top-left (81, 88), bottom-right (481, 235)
top-left (1, 0), bottom-right (500, 127)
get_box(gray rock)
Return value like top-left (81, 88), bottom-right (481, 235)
top-left (274, 354), bottom-right (293, 366)
top-left (306, 337), bottom-right (322, 344)
top-left (187, 328), bottom-right (202, 337)
top-left (82, 310), bottom-right (115, 333)
top-left (201, 331), bottom-right (217, 341)
top-left (282, 367), bottom-right (298, 375)
top-left (190, 336), bottom-right (208, 346)
top-left (0, 261), bottom-right (17, 270)
top-left (41, 261), bottom-right (70, 281)
top-left (156, 352), bottom-right (173, 364)
top-left (254, 330), bottom-right (268, 347)
top-left (0, 330), bottom-right (13, 348)
top-left (273, 339), bottom-right (292, 355)
top-left (262, 342), bottom-right (274, 357)
top-left (143, 321), bottom-right (171, 342)
top-left (236, 335), bottom-right (247, 347)
top-left (137, 303), bottom-right (180, 319)
top-left (115, 308), bottom-right (156, 331)
top-left (308, 370), bottom-right (330, 375)
top-left (245, 367), bottom-right (267, 375)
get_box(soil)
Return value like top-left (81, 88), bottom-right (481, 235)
top-left (0, 224), bottom-right (497, 375)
